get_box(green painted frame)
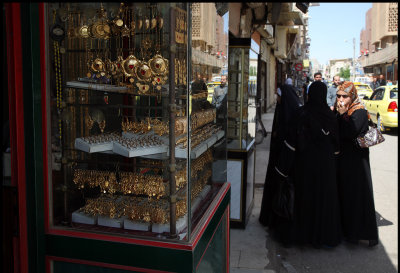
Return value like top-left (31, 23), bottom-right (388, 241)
top-left (14, 3), bottom-right (231, 272)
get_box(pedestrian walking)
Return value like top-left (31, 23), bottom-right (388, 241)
top-left (271, 81), bottom-right (342, 248)
top-left (307, 72), bottom-right (324, 94)
top-left (335, 81), bottom-right (379, 247)
top-left (377, 74), bottom-right (386, 86)
top-left (327, 75), bottom-right (341, 111)
top-left (370, 76), bottom-right (380, 91)
top-left (259, 78), bottom-right (301, 228)
top-left (212, 75), bottom-right (228, 131)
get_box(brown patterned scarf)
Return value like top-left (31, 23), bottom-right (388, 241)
top-left (337, 81), bottom-right (370, 118)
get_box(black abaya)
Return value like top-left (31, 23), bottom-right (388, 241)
top-left (259, 84), bottom-right (301, 227)
top-left (336, 109), bottom-right (378, 242)
top-left (269, 81), bottom-right (342, 247)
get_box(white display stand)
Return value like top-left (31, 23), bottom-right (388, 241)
top-left (72, 210), bottom-right (98, 225)
top-left (123, 219), bottom-right (151, 231)
top-left (174, 131), bottom-right (225, 159)
top-left (98, 216), bottom-right (124, 228)
top-left (74, 138), bottom-right (113, 153)
top-left (112, 142), bottom-right (168, 158)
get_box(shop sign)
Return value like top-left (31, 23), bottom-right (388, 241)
top-left (295, 63), bottom-right (303, 71)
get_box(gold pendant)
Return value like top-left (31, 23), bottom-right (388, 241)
top-left (151, 18), bottom-right (157, 29)
top-left (145, 18), bottom-right (150, 30)
top-left (114, 18), bottom-right (124, 27)
top-left (122, 55), bottom-right (138, 78)
top-left (79, 25), bottom-right (89, 38)
top-left (141, 36), bottom-right (152, 50)
top-left (149, 54), bottom-right (169, 76)
top-left (135, 61), bottom-right (152, 83)
top-left (158, 17), bottom-right (164, 29)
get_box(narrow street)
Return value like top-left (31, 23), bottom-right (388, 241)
top-left (264, 129), bottom-right (398, 273)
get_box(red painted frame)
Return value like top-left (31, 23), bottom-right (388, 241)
top-left (45, 256), bottom-right (175, 273)
top-left (45, 205), bottom-right (230, 273)
top-left (5, 3), bottom-right (28, 273)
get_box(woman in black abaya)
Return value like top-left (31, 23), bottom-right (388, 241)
top-left (259, 78), bottom-right (301, 228)
top-left (273, 81), bottom-right (342, 247)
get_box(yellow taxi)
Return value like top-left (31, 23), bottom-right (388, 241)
top-left (363, 85), bottom-right (398, 131)
top-left (207, 82), bottom-right (220, 103)
top-left (354, 82), bottom-right (374, 99)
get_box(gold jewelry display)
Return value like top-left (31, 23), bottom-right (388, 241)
top-left (81, 132), bottom-right (121, 144)
top-left (90, 4), bottom-right (110, 40)
top-left (85, 114), bottom-right (94, 130)
top-left (53, 9), bottom-right (63, 142)
top-left (122, 54), bottom-right (138, 81)
top-left (112, 3), bottom-right (125, 28)
top-left (175, 8), bottom-right (186, 44)
top-left (98, 119), bottom-right (106, 133)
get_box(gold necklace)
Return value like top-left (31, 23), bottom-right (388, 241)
top-left (149, 8), bottom-right (168, 92)
top-left (54, 40), bottom-right (62, 141)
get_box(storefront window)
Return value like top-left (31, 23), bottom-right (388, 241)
top-left (45, 2), bottom-right (227, 241)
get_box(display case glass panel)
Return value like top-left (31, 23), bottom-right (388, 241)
top-left (45, 2), bottom-right (227, 242)
top-left (227, 43), bottom-right (256, 150)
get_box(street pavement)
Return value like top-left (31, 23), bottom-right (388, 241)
top-left (230, 107), bottom-right (398, 273)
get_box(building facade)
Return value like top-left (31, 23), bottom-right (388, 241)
top-left (359, 3), bottom-right (398, 82)
top-left (327, 58), bottom-right (353, 80)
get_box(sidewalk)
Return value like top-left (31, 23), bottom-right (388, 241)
top-left (230, 107), bottom-right (278, 273)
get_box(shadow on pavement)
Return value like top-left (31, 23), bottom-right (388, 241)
top-left (376, 211), bottom-right (393, 227)
top-left (263, 225), bottom-right (398, 273)
top-left (383, 127), bottom-right (398, 136)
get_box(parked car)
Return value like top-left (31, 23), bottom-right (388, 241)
top-left (355, 76), bottom-right (372, 85)
top-left (354, 82), bottom-right (374, 99)
top-left (362, 85), bottom-right (398, 131)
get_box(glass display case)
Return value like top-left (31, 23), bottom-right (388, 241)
top-left (227, 36), bottom-right (258, 228)
top-left (4, 2), bottom-right (230, 272)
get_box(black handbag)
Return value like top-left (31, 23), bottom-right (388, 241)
top-left (272, 174), bottom-right (294, 220)
top-left (356, 119), bottom-right (385, 148)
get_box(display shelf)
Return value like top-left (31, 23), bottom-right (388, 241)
top-left (98, 216), bottom-right (124, 229)
top-left (71, 185), bottom-right (211, 234)
top-left (74, 133), bottom-right (169, 158)
top-left (74, 138), bottom-right (114, 153)
top-left (174, 130), bottom-right (225, 159)
top-left (123, 218), bottom-right (151, 232)
top-left (71, 211), bottom-right (98, 225)
top-left (66, 81), bottom-right (129, 93)
top-left (112, 142), bottom-right (168, 158)
top-left (151, 185), bottom-right (211, 234)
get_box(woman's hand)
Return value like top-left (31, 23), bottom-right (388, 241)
top-left (336, 101), bottom-right (348, 115)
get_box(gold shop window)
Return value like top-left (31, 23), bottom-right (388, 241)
top-left (45, 2), bottom-right (228, 241)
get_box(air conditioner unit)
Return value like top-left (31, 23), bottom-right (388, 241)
top-left (274, 26), bottom-right (288, 59)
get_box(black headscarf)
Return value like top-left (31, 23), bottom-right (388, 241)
top-left (305, 81), bottom-right (337, 133)
top-left (277, 84), bottom-right (302, 140)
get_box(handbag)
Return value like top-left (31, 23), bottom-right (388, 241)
top-left (272, 174), bottom-right (294, 220)
top-left (356, 120), bottom-right (385, 148)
